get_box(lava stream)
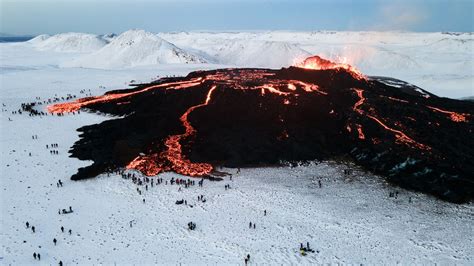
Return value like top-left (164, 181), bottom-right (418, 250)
top-left (48, 77), bottom-right (205, 114)
top-left (352, 89), bottom-right (429, 150)
top-left (427, 106), bottom-right (468, 122)
top-left (126, 86), bottom-right (218, 176)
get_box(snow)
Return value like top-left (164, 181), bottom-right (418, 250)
top-left (15, 30), bottom-right (473, 98)
top-left (1, 30), bottom-right (474, 264)
top-left (64, 30), bottom-right (207, 69)
top-left (161, 31), bottom-right (474, 98)
top-left (30, 33), bottom-right (108, 53)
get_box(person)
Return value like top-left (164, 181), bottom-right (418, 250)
top-left (264, 210), bottom-right (266, 216)
top-left (32, 226), bottom-right (35, 233)
top-left (37, 253), bottom-right (40, 260)
top-left (253, 223), bottom-right (256, 229)
top-left (306, 242), bottom-right (310, 250)
top-left (300, 243), bottom-right (304, 250)
top-left (69, 206), bottom-right (72, 212)
top-left (249, 222), bottom-right (252, 228)
top-left (26, 221), bottom-right (29, 228)
top-left (53, 238), bottom-right (57, 245)
top-left (318, 180), bottom-right (322, 188)
top-left (33, 252), bottom-right (37, 260)
top-left (61, 226), bottom-right (64, 233)
top-left (59, 260), bottom-right (63, 266)
top-left (68, 229), bottom-right (72, 235)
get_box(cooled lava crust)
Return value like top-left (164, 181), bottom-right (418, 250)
top-left (49, 58), bottom-right (474, 203)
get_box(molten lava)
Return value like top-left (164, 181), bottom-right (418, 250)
top-left (427, 106), bottom-right (468, 122)
top-left (295, 55), bottom-right (365, 80)
top-left (126, 86), bottom-right (217, 176)
top-left (47, 55), bottom-right (474, 203)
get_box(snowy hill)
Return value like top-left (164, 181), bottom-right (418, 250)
top-left (30, 33), bottom-right (108, 53)
top-left (210, 40), bottom-right (311, 68)
top-left (64, 30), bottom-right (207, 69)
top-left (27, 34), bottom-right (51, 44)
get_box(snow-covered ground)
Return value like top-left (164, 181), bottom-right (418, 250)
top-left (161, 30), bottom-right (473, 98)
top-left (5, 29), bottom-right (472, 98)
top-left (1, 30), bottom-right (473, 265)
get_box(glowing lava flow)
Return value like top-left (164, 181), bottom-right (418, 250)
top-left (126, 86), bottom-right (218, 176)
top-left (48, 77), bottom-right (205, 114)
top-left (427, 106), bottom-right (468, 122)
top-left (295, 55), bottom-right (365, 80)
top-left (352, 89), bottom-right (429, 150)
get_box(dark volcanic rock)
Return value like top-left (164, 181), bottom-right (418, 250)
top-left (49, 66), bottom-right (474, 203)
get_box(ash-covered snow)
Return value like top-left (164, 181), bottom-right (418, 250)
top-left (1, 30), bottom-right (473, 265)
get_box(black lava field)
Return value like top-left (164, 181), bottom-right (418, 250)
top-left (49, 60), bottom-right (474, 203)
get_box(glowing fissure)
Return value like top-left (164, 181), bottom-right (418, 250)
top-left (259, 85), bottom-right (290, 96)
top-left (126, 86), bottom-right (217, 176)
top-left (352, 89), bottom-right (429, 150)
top-left (356, 124), bottom-right (365, 140)
top-left (288, 80), bottom-right (328, 95)
top-left (427, 106), bottom-right (468, 122)
top-left (385, 96), bottom-right (409, 103)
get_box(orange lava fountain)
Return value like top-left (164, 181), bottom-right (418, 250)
top-left (295, 55), bottom-right (366, 80)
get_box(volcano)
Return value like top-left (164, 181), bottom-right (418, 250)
top-left (49, 56), bottom-right (474, 203)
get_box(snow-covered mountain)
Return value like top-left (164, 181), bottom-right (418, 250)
top-left (64, 30), bottom-right (207, 69)
top-left (209, 40), bottom-right (311, 68)
top-left (29, 33), bottom-right (108, 52)
top-left (2, 29), bottom-right (472, 97)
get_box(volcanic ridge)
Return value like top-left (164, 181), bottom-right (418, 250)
top-left (48, 56), bottom-right (474, 203)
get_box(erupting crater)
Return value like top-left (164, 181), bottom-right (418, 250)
top-left (49, 56), bottom-right (474, 203)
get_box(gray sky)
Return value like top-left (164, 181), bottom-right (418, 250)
top-left (1, 0), bottom-right (473, 35)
